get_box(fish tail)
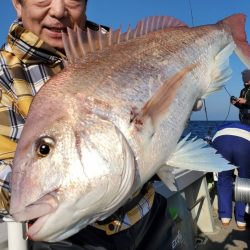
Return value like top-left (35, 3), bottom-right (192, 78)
top-left (220, 14), bottom-right (250, 68)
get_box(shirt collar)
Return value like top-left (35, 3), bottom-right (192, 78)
top-left (6, 21), bottom-right (66, 65)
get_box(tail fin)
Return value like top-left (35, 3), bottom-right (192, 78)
top-left (220, 14), bottom-right (250, 68)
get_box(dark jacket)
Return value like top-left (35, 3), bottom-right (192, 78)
top-left (234, 85), bottom-right (250, 124)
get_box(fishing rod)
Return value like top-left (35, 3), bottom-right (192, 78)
top-left (186, 0), bottom-right (231, 140)
top-left (223, 85), bottom-right (232, 97)
top-left (200, 89), bottom-right (235, 143)
top-left (187, 0), bottom-right (194, 27)
top-left (223, 86), bottom-right (234, 121)
top-left (187, 0), bottom-right (213, 142)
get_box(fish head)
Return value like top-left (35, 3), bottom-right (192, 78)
top-left (10, 100), bottom-right (136, 241)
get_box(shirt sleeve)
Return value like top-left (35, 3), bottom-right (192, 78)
top-left (0, 87), bottom-right (25, 220)
top-left (245, 89), bottom-right (250, 106)
top-left (234, 88), bottom-right (250, 109)
top-left (0, 161), bottom-right (11, 219)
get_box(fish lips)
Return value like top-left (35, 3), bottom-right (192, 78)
top-left (10, 192), bottom-right (59, 239)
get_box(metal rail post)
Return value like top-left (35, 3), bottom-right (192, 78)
top-left (7, 222), bottom-right (27, 250)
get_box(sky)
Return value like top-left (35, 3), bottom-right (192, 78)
top-left (1, 0), bottom-right (250, 121)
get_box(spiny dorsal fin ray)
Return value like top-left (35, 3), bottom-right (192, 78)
top-left (62, 16), bottom-right (187, 63)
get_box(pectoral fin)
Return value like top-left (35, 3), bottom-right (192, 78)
top-left (166, 134), bottom-right (236, 172)
top-left (131, 65), bottom-right (195, 134)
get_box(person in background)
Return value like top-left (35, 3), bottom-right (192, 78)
top-left (231, 69), bottom-right (250, 125)
top-left (213, 70), bottom-right (250, 230)
top-left (212, 122), bottom-right (250, 231)
top-left (0, 1), bottom-right (169, 249)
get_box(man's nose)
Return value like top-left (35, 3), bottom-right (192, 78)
top-left (49, 0), bottom-right (67, 19)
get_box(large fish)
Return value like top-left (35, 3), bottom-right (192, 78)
top-left (10, 14), bottom-right (250, 241)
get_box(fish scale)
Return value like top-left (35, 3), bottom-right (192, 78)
top-left (10, 14), bottom-right (250, 241)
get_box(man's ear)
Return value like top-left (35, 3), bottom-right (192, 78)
top-left (12, 0), bottom-right (22, 19)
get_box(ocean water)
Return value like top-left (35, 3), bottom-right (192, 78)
top-left (182, 120), bottom-right (238, 140)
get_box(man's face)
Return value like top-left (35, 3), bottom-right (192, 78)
top-left (12, 0), bottom-right (87, 49)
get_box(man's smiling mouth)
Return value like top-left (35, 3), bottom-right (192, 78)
top-left (47, 27), bottom-right (67, 33)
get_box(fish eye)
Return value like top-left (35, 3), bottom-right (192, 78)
top-left (36, 137), bottom-right (55, 158)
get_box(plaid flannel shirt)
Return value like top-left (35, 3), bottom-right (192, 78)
top-left (0, 21), bottom-right (155, 235)
top-left (0, 21), bottom-right (65, 215)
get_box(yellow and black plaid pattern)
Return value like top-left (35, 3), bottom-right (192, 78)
top-left (93, 184), bottom-right (155, 235)
top-left (0, 21), bottom-right (65, 215)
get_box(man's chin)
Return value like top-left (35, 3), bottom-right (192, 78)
top-left (42, 37), bottom-right (64, 51)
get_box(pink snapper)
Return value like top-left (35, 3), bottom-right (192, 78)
top-left (10, 14), bottom-right (250, 241)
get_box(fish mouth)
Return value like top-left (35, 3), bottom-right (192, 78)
top-left (27, 213), bottom-right (50, 240)
top-left (11, 192), bottom-right (59, 239)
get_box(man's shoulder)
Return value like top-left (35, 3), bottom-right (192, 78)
top-left (0, 44), bottom-right (21, 73)
top-left (0, 43), bottom-right (16, 62)
top-left (0, 42), bottom-right (12, 53)
top-left (0, 44), bottom-right (20, 91)
top-left (218, 121), bottom-right (250, 132)
top-left (86, 20), bottom-right (110, 33)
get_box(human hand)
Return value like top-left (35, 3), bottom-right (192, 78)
top-left (230, 96), bottom-right (238, 104)
top-left (237, 98), bottom-right (247, 104)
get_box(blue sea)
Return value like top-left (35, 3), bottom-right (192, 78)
top-left (182, 120), bottom-right (238, 140)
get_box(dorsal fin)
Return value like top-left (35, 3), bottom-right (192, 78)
top-left (62, 16), bottom-right (188, 63)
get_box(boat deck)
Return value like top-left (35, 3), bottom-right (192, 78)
top-left (0, 223), bottom-right (7, 250)
top-left (1, 179), bottom-right (250, 250)
top-left (197, 208), bottom-right (250, 250)
top-left (1, 216), bottom-right (249, 250)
